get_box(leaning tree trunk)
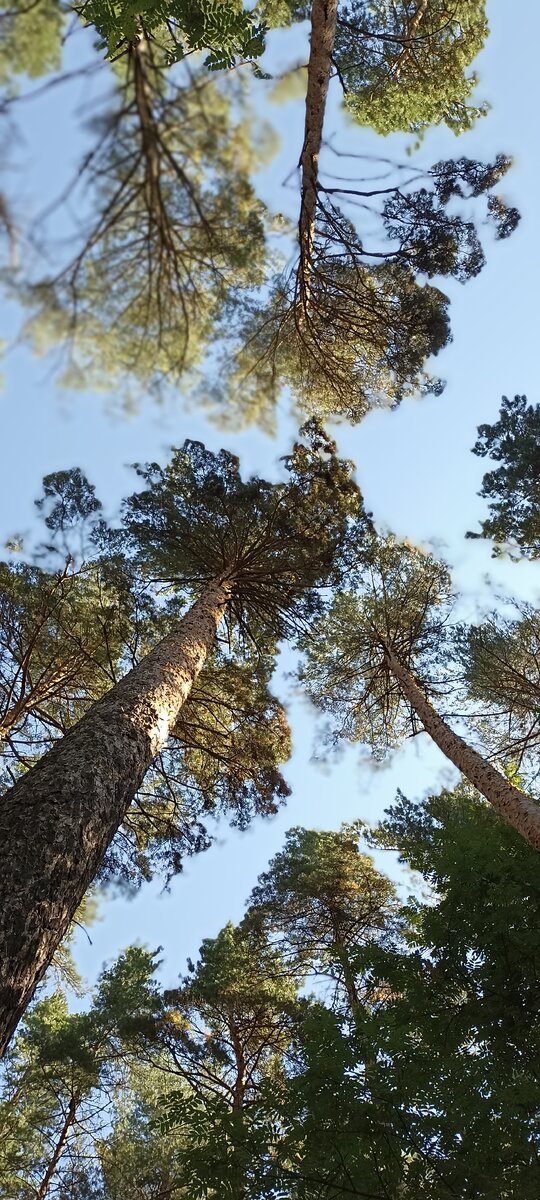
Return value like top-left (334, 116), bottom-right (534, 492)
top-left (0, 576), bottom-right (231, 1055)
top-left (383, 642), bottom-right (540, 853)
top-left (35, 1092), bottom-right (80, 1200)
top-left (298, 0), bottom-right (339, 309)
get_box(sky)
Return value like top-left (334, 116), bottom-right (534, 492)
top-left (2, 0), bottom-right (540, 993)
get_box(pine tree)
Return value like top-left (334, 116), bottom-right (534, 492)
top-left (297, 533), bottom-right (540, 851)
top-left (244, 824), bottom-right (399, 1016)
top-left (335, 0), bottom-right (489, 138)
top-left (0, 424), bottom-right (359, 1053)
top-left (0, 946), bottom-right (163, 1199)
top-left (209, 154), bottom-right (518, 429)
top-left (21, 53), bottom-right (269, 405)
top-left (468, 394), bottom-right (540, 556)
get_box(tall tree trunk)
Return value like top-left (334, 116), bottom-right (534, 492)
top-left (0, 576), bottom-right (231, 1055)
top-left (383, 641), bottom-right (540, 853)
top-left (35, 1093), bottom-right (80, 1200)
top-left (228, 1015), bottom-right (248, 1199)
top-left (298, 0), bottom-right (339, 309)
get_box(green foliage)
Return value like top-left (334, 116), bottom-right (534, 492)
top-left (105, 653), bottom-right (292, 886)
top-left (0, 0), bottom-right (64, 86)
top-left (335, 0), bottom-right (489, 138)
top-left (212, 259), bottom-right (449, 429)
top-left (0, 948), bottom-right (163, 1198)
top-left (297, 534), bottom-right (452, 757)
top-left (121, 421), bottom-right (361, 641)
top-left (1, 432), bottom-right (359, 890)
top-left (0, 556), bottom-right (137, 766)
top-left (23, 63), bottom-right (269, 405)
top-left (454, 604), bottom-right (540, 783)
top-left (469, 394), bottom-right (540, 556)
top-left (3, 797), bottom-right (539, 1196)
top-left (80, 0), bottom-right (266, 69)
top-left (245, 824), bottom-right (399, 1006)
top-left (206, 156), bottom-right (517, 429)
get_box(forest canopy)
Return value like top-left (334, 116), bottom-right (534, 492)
top-left (0, 2), bottom-right (539, 1194)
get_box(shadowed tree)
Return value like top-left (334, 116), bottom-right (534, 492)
top-left (0, 947), bottom-right (164, 1200)
top-left (468, 394), bottom-right (540, 557)
top-left (0, 422), bottom-right (361, 1053)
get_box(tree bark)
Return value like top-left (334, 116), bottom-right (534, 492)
top-left (383, 642), bottom-right (540, 853)
top-left (35, 1093), bottom-right (80, 1200)
top-left (298, 0), bottom-right (339, 308)
top-left (0, 576), bottom-right (231, 1055)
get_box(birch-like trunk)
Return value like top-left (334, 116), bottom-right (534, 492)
top-left (0, 576), bottom-right (231, 1055)
top-left (384, 642), bottom-right (540, 853)
top-left (298, 0), bottom-right (339, 308)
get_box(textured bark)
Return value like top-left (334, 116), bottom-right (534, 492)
top-left (298, 0), bottom-right (339, 307)
top-left (0, 577), bottom-right (231, 1055)
top-left (384, 643), bottom-right (540, 853)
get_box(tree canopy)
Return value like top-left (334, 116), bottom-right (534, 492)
top-left (3, 790), bottom-right (539, 1197)
top-left (469, 394), bottom-right (540, 557)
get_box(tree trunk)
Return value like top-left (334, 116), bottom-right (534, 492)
top-left (383, 642), bottom-right (540, 853)
top-left (298, 0), bottom-right (339, 308)
top-left (35, 1093), bottom-right (80, 1200)
top-left (0, 576), bottom-right (231, 1055)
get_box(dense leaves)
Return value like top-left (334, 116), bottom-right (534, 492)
top-left (6, 791), bottom-right (538, 1196)
top-left (80, 0), bottom-right (266, 69)
top-left (0, 427), bottom-right (360, 893)
top-left (469, 394), bottom-right (540, 556)
top-left (334, 0), bottom-right (489, 138)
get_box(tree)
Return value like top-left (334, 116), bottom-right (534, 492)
top-left (21, 50), bottom-right (269, 404)
top-left (158, 922), bottom-right (303, 1199)
top-left (334, 0), bottom-right (489, 138)
top-left (3, 0), bottom-right (517, 418)
top-left (366, 785), bottom-right (540, 1198)
top-left (157, 798), bottom-right (540, 1198)
top-left (0, 946), bottom-right (164, 1200)
top-left (0, 423), bottom-right (360, 1053)
top-left (0, 467), bottom-right (149, 774)
top-left (244, 824), bottom-right (399, 1016)
top-left (454, 603), bottom-right (540, 783)
top-left (208, 153), bottom-right (518, 430)
top-left (79, 0), bottom-right (266, 70)
top-left (297, 534), bottom-right (540, 850)
top-left (0, 471), bottom-right (292, 891)
top-left (5, 799), bottom-right (539, 1196)
top-left (469, 394), bottom-right (540, 556)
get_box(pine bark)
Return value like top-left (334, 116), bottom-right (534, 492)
top-left (298, 0), bottom-right (339, 307)
top-left (0, 577), bottom-right (231, 1055)
top-left (384, 642), bottom-right (540, 853)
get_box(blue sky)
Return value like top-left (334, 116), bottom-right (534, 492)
top-left (2, 1), bottom-right (540, 991)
